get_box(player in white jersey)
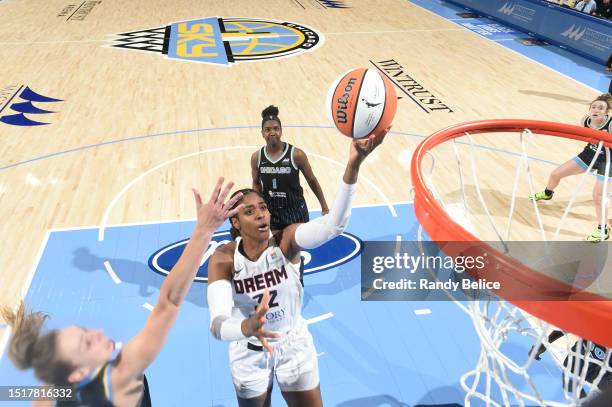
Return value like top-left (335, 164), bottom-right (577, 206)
top-left (207, 129), bottom-right (389, 407)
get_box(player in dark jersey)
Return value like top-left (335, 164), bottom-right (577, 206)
top-left (530, 330), bottom-right (612, 399)
top-left (530, 94), bottom-right (612, 241)
top-left (2, 179), bottom-right (242, 407)
top-left (251, 105), bottom-right (329, 232)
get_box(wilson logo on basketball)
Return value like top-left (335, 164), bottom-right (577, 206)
top-left (148, 230), bottom-right (362, 282)
top-left (109, 17), bottom-right (323, 66)
top-left (336, 77), bottom-right (356, 124)
top-left (327, 67), bottom-right (397, 138)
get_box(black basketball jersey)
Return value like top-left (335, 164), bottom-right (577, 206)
top-left (584, 115), bottom-right (612, 152)
top-left (564, 341), bottom-right (612, 388)
top-left (56, 361), bottom-right (151, 407)
top-left (257, 143), bottom-right (306, 212)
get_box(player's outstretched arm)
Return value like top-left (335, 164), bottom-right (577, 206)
top-left (282, 128), bottom-right (389, 259)
top-left (114, 178), bottom-right (242, 384)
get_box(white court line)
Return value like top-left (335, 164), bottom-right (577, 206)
top-left (394, 234), bottom-right (402, 255)
top-left (103, 261), bottom-right (122, 284)
top-left (325, 28), bottom-right (463, 35)
top-left (143, 303), bottom-right (155, 312)
top-left (0, 328), bottom-right (10, 363)
top-left (21, 230), bottom-right (50, 299)
top-left (307, 152), bottom-right (397, 217)
top-left (0, 40), bottom-right (108, 45)
top-left (414, 309), bottom-right (432, 316)
top-left (99, 145), bottom-right (398, 241)
top-left (0, 230), bottom-right (51, 360)
top-left (306, 312), bottom-right (334, 325)
top-left (50, 217), bottom-right (200, 232)
top-left (49, 200), bottom-right (415, 233)
top-left (97, 145), bottom-right (258, 241)
top-left (411, 1), bottom-right (603, 93)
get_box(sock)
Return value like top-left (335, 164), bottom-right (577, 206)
top-left (544, 189), bottom-right (554, 196)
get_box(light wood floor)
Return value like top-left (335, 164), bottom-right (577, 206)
top-left (0, 0), bottom-right (606, 330)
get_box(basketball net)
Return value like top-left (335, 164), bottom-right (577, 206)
top-left (412, 121), bottom-right (612, 406)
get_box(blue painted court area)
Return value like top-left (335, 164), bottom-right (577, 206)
top-left (409, 0), bottom-right (611, 92)
top-left (0, 204), bottom-right (567, 406)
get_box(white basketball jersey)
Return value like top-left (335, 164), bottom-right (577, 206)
top-left (231, 237), bottom-right (304, 344)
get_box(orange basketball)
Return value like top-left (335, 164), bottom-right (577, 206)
top-left (326, 67), bottom-right (397, 138)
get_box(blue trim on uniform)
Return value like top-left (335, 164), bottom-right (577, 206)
top-left (572, 156), bottom-right (612, 181)
top-left (573, 156), bottom-right (589, 171)
top-left (105, 364), bottom-right (113, 402)
top-left (594, 174), bottom-right (612, 181)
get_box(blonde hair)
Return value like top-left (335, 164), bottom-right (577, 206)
top-left (1, 302), bottom-right (73, 385)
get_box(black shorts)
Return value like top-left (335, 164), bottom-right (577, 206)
top-left (270, 204), bottom-right (309, 230)
top-left (575, 145), bottom-right (612, 177)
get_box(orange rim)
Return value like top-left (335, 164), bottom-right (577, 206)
top-left (410, 119), bottom-right (612, 347)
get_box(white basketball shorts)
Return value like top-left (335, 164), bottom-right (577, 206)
top-left (228, 325), bottom-right (319, 399)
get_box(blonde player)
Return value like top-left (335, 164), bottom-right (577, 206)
top-left (2, 179), bottom-right (242, 407)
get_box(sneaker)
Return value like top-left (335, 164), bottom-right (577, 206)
top-left (529, 190), bottom-right (553, 201)
top-left (586, 226), bottom-right (610, 242)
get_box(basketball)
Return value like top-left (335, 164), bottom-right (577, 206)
top-left (326, 67), bottom-right (397, 138)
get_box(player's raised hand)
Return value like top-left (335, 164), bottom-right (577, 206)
top-left (193, 177), bottom-right (243, 232)
top-left (350, 126), bottom-right (390, 163)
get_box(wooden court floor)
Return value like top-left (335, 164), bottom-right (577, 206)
top-left (0, 0), bottom-right (606, 375)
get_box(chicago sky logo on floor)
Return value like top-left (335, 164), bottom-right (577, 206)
top-left (109, 17), bottom-right (323, 66)
top-left (148, 230), bottom-right (361, 282)
top-left (0, 85), bottom-right (62, 126)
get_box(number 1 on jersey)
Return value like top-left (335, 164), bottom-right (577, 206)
top-left (272, 178), bottom-right (277, 189)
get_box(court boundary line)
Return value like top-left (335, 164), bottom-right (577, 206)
top-left (97, 145), bottom-right (399, 241)
top-left (45, 200), bottom-right (414, 233)
top-left (0, 124), bottom-right (564, 172)
top-left (324, 28), bottom-right (463, 35)
top-left (407, 0), bottom-right (604, 93)
top-left (0, 230), bottom-right (51, 361)
top-left (0, 201), bottom-right (412, 360)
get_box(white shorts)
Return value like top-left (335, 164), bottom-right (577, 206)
top-left (228, 325), bottom-right (319, 399)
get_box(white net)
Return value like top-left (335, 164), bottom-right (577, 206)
top-left (417, 126), bottom-right (612, 406)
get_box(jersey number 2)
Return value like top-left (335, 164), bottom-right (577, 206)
top-left (253, 290), bottom-right (279, 309)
